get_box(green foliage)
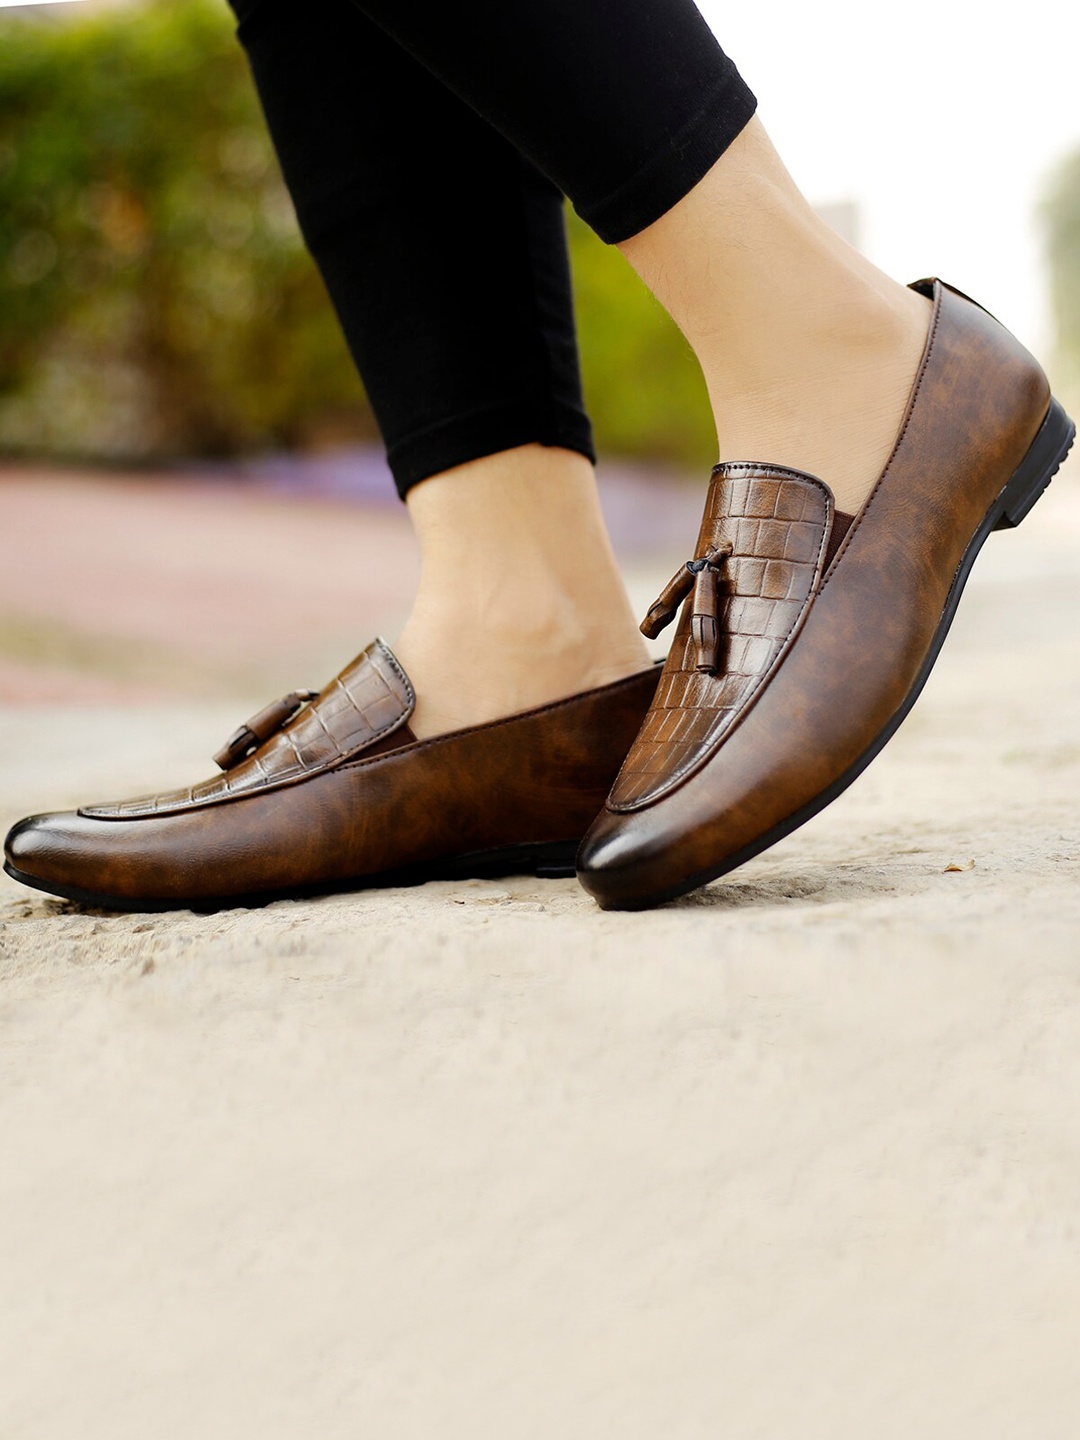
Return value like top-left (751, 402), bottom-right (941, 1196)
top-left (0, 0), bottom-right (366, 460)
top-left (0, 0), bottom-right (712, 467)
top-left (568, 214), bottom-right (714, 468)
top-left (1045, 148), bottom-right (1080, 402)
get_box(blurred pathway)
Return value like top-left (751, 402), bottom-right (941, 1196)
top-left (0, 456), bottom-right (705, 703)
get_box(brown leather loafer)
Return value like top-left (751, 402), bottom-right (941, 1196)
top-left (578, 278), bottom-right (1075, 910)
top-left (4, 639), bottom-right (659, 911)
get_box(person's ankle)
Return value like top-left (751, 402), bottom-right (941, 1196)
top-left (395, 586), bottom-right (651, 738)
top-left (707, 279), bottom-right (932, 514)
top-left (396, 443), bottom-right (651, 737)
top-left (617, 116), bottom-right (933, 515)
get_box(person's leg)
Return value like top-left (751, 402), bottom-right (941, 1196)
top-left (228, 0), bottom-right (649, 736)
top-left (618, 117), bottom-right (931, 516)
top-left (397, 447), bottom-right (650, 736)
top-left (7, 0), bottom-right (1067, 910)
top-left (327, 0), bottom-right (1070, 913)
top-left (345, 0), bottom-right (927, 516)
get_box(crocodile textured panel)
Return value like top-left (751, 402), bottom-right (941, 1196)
top-left (608, 464), bottom-right (832, 811)
top-left (80, 638), bottom-right (414, 818)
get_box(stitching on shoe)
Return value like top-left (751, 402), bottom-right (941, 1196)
top-left (373, 636), bottom-right (416, 713)
top-left (709, 461), bottom-right (832, 497)
top-left (817, 281), bottom-right (944, 591)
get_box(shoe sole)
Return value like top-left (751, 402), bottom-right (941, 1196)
top-left (2, 838), bottom-right (581, 913)
top-left (600, 395), bottom-right (1077, 910)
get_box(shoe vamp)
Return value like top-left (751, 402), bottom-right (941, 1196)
top-left (610, 469), bottom-right (831, 811)
top-left (80, 639), bottom-right (413, 819)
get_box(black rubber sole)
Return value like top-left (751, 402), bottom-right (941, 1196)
top-left (2, 838), bottom-right (581, 914)
top-left (602, 395), bottom-right (1077, 911)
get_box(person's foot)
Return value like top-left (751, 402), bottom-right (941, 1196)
top-left (619, 115), bottom-right (933, 516)
top-left (704, 276), bottom-right (932, 517)
top-left (578, 279), bottom-right (1075, 910)
top-left (394, 444), bottom-right (651, 738)
top-left (395, 599), bottom-right (653, 741)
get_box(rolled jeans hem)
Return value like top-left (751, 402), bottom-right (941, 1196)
top-left (579, 74), bottom-right (758, 244)
top-left (388, 398), bottom-right (597, 499)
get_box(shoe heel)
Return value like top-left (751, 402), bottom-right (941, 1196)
top-left (994, 396), bottom-right (1076, 530)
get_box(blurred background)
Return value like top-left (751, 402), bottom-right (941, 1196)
top-left (1, 0), bottom-right (1078, 707)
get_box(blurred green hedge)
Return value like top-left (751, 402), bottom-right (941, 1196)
top-left (0, 0), bottom-right (714, 468)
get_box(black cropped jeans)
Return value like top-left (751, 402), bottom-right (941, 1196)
top-left (225, 0), bottom-right (756, 497)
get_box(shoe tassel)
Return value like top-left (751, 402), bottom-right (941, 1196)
top-left (213, 689), bottom-right (319, 771)
top-left (639, 541), bottom-right (732, 674)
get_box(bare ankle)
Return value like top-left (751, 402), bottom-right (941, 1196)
top-left (395, 444), bottom-right (651, 737)
top-left (709, 285), bottom-right (932, 512)
top-left (617, 116), bottom-right (933, 513)
top-left (396, 590), bottom-right (650, 738)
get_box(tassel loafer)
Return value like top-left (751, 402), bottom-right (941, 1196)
top-left (577, 278), bottom-right (1075, 909)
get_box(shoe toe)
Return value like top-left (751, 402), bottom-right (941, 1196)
top-left (5, 811), bottom-right (87, 891)
top-left (577, 806), bottom-right (675, 911)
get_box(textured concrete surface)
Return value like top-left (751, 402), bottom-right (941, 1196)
top-left (1, 464), bottom-right (1079, 1438)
